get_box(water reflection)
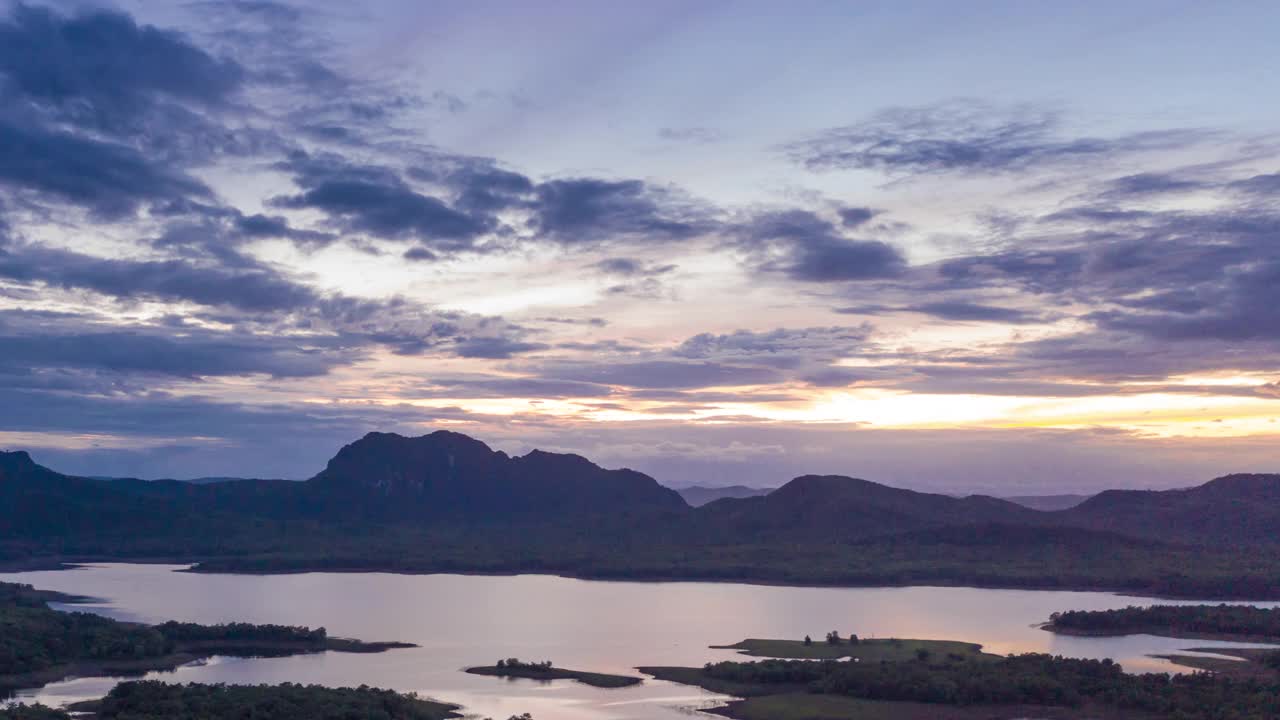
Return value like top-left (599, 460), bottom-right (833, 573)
top-left (4, 564), bottom-right (1278, 720)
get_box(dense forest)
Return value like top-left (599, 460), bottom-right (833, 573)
top-left (0, 681), bottom-right (460, 720)
top-left (154, 621), bottom-right (327, 644)
top-left (1048, 605), bottom-right (1280, 640)
top-left (663, 653), bottom-right (1280, 719)
top-left (0, 603), bottom-right (168, 676)
top-left (0, 581), bottom-right (375, 682)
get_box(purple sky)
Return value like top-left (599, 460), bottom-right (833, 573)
top-left (1, 1), bottom-right (1278, 492)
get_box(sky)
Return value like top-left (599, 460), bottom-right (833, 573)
top-left (1, 0), bottom-right (1278, 493)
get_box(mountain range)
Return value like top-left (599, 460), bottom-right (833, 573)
top-left (2, 430), bottom-right (1277, 595)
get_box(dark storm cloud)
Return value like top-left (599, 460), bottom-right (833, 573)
top-left (532, 178), bottom-right (717, 245)
top-left (735, 209), bottom-right (906, 282)
top-left (787, 100), bottom-right (1207, 175)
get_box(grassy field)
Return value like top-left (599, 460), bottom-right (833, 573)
top-left (465, 665), bottom-right (641, 688)
top-left (711, 637), bottom-right (997, 662)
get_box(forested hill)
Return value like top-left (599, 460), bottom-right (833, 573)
top-left (686, 474), bottom-right (1039, 542)
top-left (1053, 474), bottom-right (1280, 545)
top-left (4, 432), bottom-right (1280, 596)
top-left (309, 431), bottom-right (687, 520)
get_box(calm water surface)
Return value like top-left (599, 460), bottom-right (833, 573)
top-left (4, 564), bottom-right (1279, 719)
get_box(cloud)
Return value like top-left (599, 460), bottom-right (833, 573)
top-left (675, 326), bottom-right (871, 364)
top-left (0, 3), bottom-right (245, 132)
top-left (593, 257), bottom-right (677, 277)
top-left (453, 336), bottom-right (549, 359)
top-left (532, 178), bottom-right (716, 245)
top-left (734, 209), bottom-right (906, 282)
top-left (838, 301), bottom-right (1041, 323)
top-left (657, 127), bottom-right (724, 144)
top-left (787, 100), bottom-right (1207, 175)
top-left (273, 152), bottom-right (494, 250)
top-left (0, 243), bottom-right (316, 313)
top-left (837, 206), bottom-right (877, 227)
top-left (0, 119), bottom-right (212, 218)
top-left (1231, 172), bottom-right (1280, 195)
top-left (537, 360), bottom-right (784, 390)
top-left (0, 323), bottom-right (354, 379)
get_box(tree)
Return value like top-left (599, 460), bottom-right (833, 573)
top-left (803, 635), bottom-right (812, 646)
top-left (848, 633), bottom-right (859, 645)
top-left (826, 631), bottom-right (841, 646)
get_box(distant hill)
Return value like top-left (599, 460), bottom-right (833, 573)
top-left (1002, 494), bottom-right (1092, 511)
top-left (92, 475), bottom-right (283, 484)
top-left (309, 431), bottom-right (687, 521)
top-left (1, 431), bottom-right (686, 538)
top-left (4, 432), bottom-right (1280, 596)
top-left (1056, 474), bottom-right (1280, 545)
top-left (690, 474), bottom-right (1038, 542)
top-left (674, 484), bottom-right (775, 507)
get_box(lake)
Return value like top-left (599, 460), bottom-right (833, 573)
top-left (4, 564), bottom-right (1279, 719)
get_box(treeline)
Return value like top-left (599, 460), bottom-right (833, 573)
top-left (699, 654), bottom-right (1280, 718)
top-left (0, 582), bottom-right (332, 677)
top-left (177, 529), bottom-right (1280, 600)
top-left (1049, 604), bottom-right (1280, 639)
top-left (0, 584), bottom-right (58, 609)
top-left (1, 681), bottom-right (460, 720)
top-left (155, 621), bottom-right (326, 644)
top-left (0, 605), bottom-right (167, 675)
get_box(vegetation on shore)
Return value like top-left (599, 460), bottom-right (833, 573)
top-left (466, 658), bottom-right (641, 688)
top-left (643, 639), bottom-right (1280, 720)
top-left (1045, 604), bottom-right (1280, 642)
top-left (0, 581), bottom-right (413, 694)
top-left (1, 681), bottom-right (460, 720)
top-left (713, 634), bottom-right (993, 662)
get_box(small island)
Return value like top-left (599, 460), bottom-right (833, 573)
top-left (713, 632), bottom-right (994, 662)
top-left (466, 658), bottom-right (642, 688)
top-left (641, 633), bottom-right (1280, 720)
top-left (1044, 604), bottom-right (1280, 643)
top-left (0, 581), bottom-right (415, 694)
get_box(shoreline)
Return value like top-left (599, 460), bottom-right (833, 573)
top-left (0, 637), bottom-right (417, 697)
top-left (1042, 624), bottom-right (1280, 644)
top-left (4, 558), bottom-right (1273, 603)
